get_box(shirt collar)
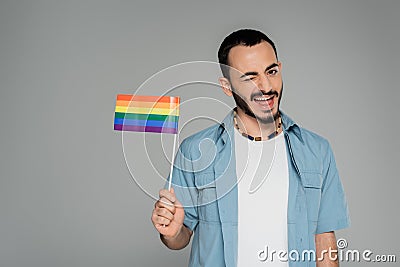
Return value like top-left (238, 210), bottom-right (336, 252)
top-left (280, 111), bottom-right (304, 143)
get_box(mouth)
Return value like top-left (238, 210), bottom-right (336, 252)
top-left (253, 95), bottom-right (275, 109)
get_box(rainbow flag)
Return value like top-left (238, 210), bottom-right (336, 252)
top-left (114, 94), bottom-right (180, 134)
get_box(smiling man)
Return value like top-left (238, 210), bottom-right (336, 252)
top-left (151, 29), bottom-right (350, 267)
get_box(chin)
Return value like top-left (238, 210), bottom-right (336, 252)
top-left (259, 108), bottom-right (280, 122)
top-left (254, 112), bottom-right (274, 124)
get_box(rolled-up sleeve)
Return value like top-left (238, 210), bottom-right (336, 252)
top-left (316, 142), bottom-right (350, 234)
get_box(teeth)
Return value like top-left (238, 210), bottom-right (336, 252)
top-left (254, 96), bottom-right (272, 101)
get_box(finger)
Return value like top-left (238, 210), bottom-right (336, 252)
top-left (157, 197), bottom-right (176, 213)
top-left (155, 207), bottom-right (174, 221)
top-left (170, 188), bottom-right (183, 209)
top-left (156, 196), bottom-right (173, 207)
top-left (155, 215), bottom-right (171, 226)
top-left (159, 189), bottom-right (176, 203)
top-left (151, 210), bottom-right (171, 226)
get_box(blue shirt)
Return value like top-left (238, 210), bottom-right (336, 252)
top-left (170, 110), bottom-right (350, 267)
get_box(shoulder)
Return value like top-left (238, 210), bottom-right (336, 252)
top-left (178, 122), bottom-right (221, 157)
top-left (298, 126), bottom-right (331, 151)
top-left (295, 126), bottom-right (334, 168)
top-left (281, 111), bottom-right (330, 149)
top-left (287, 124), bottom-right (336, 177)
top-left (283, 113), bottom-right (335, 173)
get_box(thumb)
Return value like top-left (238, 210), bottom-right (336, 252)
top-left (170, 187), bottom-right (182, 207)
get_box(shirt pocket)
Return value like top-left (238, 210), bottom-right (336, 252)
top-left (300, 172), bottom-right (323, 223)
top-left (194, 173), bottom-right (220, 222)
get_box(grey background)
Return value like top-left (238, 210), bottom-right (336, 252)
top-left (0, 0), bottom-right (399, 266)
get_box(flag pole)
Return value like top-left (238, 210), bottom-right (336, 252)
top-left (168, 133), bottom-right (177, 191)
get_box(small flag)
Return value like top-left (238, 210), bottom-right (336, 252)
top-left (114, 94), bottom-right (180, 134)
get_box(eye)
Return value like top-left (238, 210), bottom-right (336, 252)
top-left (267, 68), bottom-right (279, 76)
top-left (243, 76), bottom-right (256, 82)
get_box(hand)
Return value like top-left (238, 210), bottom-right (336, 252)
top-left (151, 188), bottom-right (185, 239)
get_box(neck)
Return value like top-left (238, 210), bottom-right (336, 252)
top-left (235, 108), bottom-right (281, 140)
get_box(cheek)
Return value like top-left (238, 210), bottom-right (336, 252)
top-left (234, 91), bottom-right (250, 103)
top-left (272, 78), bottom-right (283, 88)
top-left (232, 85), bottom-right (253, 100)
top-left (242, 83), bottom-right (260, 95)
top-left (240, 90), bottom-right (254, 103)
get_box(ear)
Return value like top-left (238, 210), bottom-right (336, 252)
top-left (219, 77), bottom-right (233, 96)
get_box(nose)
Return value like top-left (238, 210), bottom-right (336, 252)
top-left (258, 74), bottom-right (272, 92)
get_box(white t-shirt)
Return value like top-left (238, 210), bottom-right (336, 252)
top-left (235, 128), bottom-right (289, 266)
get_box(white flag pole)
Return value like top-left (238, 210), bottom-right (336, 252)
top-left (168, 133), bottom-right (177, 191)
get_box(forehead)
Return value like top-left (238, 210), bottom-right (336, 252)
top-left (227, 41), bottom-right (277, 74)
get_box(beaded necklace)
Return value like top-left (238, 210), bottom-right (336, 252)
top-left (233, 109), bottom-right (282, 141)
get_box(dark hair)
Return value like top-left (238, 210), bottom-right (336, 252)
top-left (218, 29), bottom-right (278, 78)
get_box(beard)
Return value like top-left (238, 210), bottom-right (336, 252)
top-left (232, 83), bottom-right (283, 124)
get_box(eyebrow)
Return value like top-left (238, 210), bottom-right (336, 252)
top-left (239, 62), bottom-right (279, 79)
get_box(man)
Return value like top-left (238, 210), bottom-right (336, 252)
top-left (151, 29), bottom-right (350, 267)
